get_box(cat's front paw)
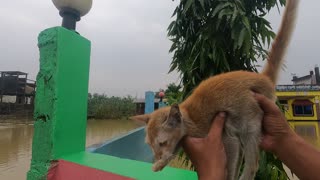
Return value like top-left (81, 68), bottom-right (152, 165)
top-left (152, 160), bottom-right (166, 172)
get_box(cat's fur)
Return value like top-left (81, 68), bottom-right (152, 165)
top-left (131, 0), bottom-right (299, 179)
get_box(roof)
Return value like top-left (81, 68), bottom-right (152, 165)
top-left (0, 71), bottom-right (28, 76)
top-left (292, 74), bottom-right (312, 82)
top-left (276, 85), bottom-right (320, 92)
top-left (292, 100), bottom-right (313, 105)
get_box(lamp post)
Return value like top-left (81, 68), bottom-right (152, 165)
top-left (52, 0), bottom-right (92, 30)
top-left (27, 1), bottom-right (92, 179)
top-left (159, 91), bottom-right (165, 102)
top-left (158, 91), bottom-right (166, 108)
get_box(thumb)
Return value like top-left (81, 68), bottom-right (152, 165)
top-left (207, 112), bottom-right (226, 138)
top-left (254, 93), bottom-right (278, 114)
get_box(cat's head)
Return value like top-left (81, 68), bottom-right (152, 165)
top-left (130, 104), bottom-right (186, 171)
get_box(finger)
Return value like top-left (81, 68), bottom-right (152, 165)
top-left (254, 93), bottom-right (279, 114)
top-left (182, 136), bottom-right (200, 149)
top-left (207, 112), bottom-right (226, 138)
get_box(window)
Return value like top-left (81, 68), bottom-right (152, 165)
top-left (295, 125), bottom-right (317, 138)
top-left (292, 100), bottom-right (314, 116)
top-left (279, 100), bottom-right (288, 105)
top-left (278, 100), bottom-right (289, 111)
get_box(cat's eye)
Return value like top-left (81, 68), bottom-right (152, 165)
top-left (159, 141), bottom-right (167, 147)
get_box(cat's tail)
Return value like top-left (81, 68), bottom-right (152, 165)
top-left (262, 0), bottom-right (299, 85)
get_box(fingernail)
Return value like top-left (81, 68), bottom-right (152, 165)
top-left (219, 112), bottom-right (226, 118)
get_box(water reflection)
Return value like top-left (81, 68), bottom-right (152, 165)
top-left (0, 123), bottom-right (33, 180)
top-left (86, 119), bottom-right (142, 147)
top-left (0, 119), bottom-right (141, 180)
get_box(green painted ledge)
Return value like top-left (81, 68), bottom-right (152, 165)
top-left (61, 151), bottom-right (197, 180)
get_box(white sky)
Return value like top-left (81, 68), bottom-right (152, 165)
top-left (0, 1), bottom-right (319, 98)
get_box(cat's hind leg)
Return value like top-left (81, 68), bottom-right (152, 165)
top-left (239, 120), bottom-right (262, 180)
top-left (223, 135), bottom-right (243, 180)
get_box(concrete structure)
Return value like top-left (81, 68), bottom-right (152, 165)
top-left (134, 95), bottom-right (168, 115)
top-left (28, 25), bottom-right (194, 180)
top-left (27, 27), bottom-right (91, 179)
top-left (28, 1), bottom-right (196, 179)
top-left (276, 85), bottom-right (320, 121)
top-left (0, 71), bottom-right (36, 115)
top-left (292, 66), bottom-right (320, 85)
top-left (276, 66), bottom-right (320, 121)
top-left (0, 71), bottom-right (35, 104)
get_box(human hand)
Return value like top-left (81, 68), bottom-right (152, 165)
top-left (182, 112), bottom-right (227, 180)
top-left (254, 93), bottom-right (295, 154)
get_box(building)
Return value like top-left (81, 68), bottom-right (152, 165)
top-left (0, 71), bottom-right (36, 115)
top-left (276, 67), bottom-right (320, 121)
top-left (292, 66), bottom-right (320, 85)
top-left (276, 85), bottom-right (320, 121)
top-left (134, 98), bottom-right (168, 115)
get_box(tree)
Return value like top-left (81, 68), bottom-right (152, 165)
top-left (167, 0), bottom-right (288, 179)
top-left (165, 83), bottom-right (183, 104)
top-left (87, 93), bottom-right (135, 119)
top-left (168, 0), bottom-right (285, 98)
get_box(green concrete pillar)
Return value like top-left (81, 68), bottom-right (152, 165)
top-left (27, 27), bottom-right (91, 180)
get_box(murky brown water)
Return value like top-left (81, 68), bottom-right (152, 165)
top-left (0, 120), bottom-right (319, 180)
top-left (0, 119), bottom-right (141, 180)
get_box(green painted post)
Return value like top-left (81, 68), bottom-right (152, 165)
top-left (27, 27), bottom-right (91, 180)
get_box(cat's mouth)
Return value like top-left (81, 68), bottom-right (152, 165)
top-left (152, 144), bottom-right (181, 172)
top-left (152, 154), bottom-right (175, 172)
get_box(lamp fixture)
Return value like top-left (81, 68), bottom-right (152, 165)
top-left (52, 0), bottom-right (92, 30)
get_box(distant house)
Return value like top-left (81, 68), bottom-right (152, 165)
top-left (134, 98), bottom-right (168, 115)
top-left (292, 66), bottom-right (320, 85)
top-left (276, 66), bottom-right (320, 121)
top-left (0, 71), bottom-right (36, 104)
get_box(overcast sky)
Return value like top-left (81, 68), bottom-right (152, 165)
top-left (0, 1), bottom-right (319, 98)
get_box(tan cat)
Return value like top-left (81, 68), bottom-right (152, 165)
top-left (131, 0), bottom-right (299, 179)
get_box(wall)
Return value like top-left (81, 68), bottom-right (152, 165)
top-left (276, 91), bottom-right (320, 120)
top-left (1, 96), bottom-right (16, 103)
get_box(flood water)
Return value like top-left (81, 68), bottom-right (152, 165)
top-left (0, 120), bottom-right (319, 180)
top-left (0, 119), bottom-right (141, 180)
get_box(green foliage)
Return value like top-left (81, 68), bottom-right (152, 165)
top-left (167, 0), bottom-right (289, 179)
top-left (87, 93), bottom-right (136, 119)
top-left (255, 151), bottom-right (289, 180)
top-left (165, 83), bottom-right (183, 104)
top-left (168, 0), bottom-right (285, 98)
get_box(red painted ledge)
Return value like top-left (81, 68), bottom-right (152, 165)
top-left (48, 160), bottom-right (133, 180)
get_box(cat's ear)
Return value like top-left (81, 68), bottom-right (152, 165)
top-left (165, 103), bottom-right (182, 128)
top-left (130, 114), bottom-right (150, 124)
